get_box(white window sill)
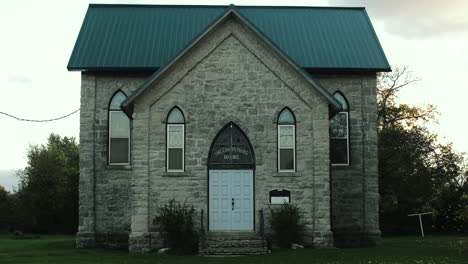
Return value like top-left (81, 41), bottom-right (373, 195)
top-left (331, 164), bottom-right (350, 169)
top-left (106, 165), bottom-right (132, 170)
top-left (163, 171), bottom-right (191, 177)
top-left (273, 171), bottom-right (302, 177)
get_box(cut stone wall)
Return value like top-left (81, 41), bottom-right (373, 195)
top-left (317, 74), bottom-right (381, 247)
top-left (76, 72), bottom-right (150, 249)
top-left (130, 16), bottom-right (333, 250)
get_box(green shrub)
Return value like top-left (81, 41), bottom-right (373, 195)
top-left (153, 199), bottom-right (198, 254)
top-left (269, 203), bottom-right (305, 249)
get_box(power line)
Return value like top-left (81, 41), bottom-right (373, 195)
top-left (0, 109), bottom-right (80, 122)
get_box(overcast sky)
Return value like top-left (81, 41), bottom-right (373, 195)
top-left (1, 0), bottom-right (467, 191)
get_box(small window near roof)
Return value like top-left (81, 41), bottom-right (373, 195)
top-left (167, 107), bottom-right (185, 172)
top-left (330, 92), bottom-right (350, 166)
top-left (278, 108), bottom-right (296, 172)
top-left (109, 91), bottom-right (130, 165)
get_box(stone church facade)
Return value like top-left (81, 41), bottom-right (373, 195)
top-left (69, 4), bottom-right (390, 252)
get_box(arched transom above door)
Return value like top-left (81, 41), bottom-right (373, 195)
top-left (208, 122), bottom-right (255, 170)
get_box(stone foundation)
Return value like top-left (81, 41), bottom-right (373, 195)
top-left (148, 232), bottom-right (163, 251)
top-left (76, 232), bottom-right (96, 248)
top-left (76, 232), bottom-right (130, 249)
top-left (128, 232), bottom-right (152, 252)
top-left (311, 231), bottom-right (334, 248)
top-left (95, 232), bottom-right (129, 250)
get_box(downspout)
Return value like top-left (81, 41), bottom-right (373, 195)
top-left (360, 76), bottom-right (367, 241)
top-left (93, 74), bottom-right (97, 235)
top-left (147, 105), bottom-right (152, 250)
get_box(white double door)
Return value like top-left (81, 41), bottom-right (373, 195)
top-left (209, 170), bottom-right (254, 231)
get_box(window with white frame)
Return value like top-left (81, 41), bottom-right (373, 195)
top-left (108, 91), bottom-right (130, 165)
top-left (278, 108), bottom-right (296, 172)
top-left (166, 107), bottom-right (185, 172)
top-left (330, 92), bottom-right (350, 166)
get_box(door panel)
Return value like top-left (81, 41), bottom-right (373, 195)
top-left (209, 170), bottom-right (253, 231)
top-left (209, 171), bottom-right (231, 231)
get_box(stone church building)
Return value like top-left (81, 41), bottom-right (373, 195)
top-left (68, 4), bottom-right (390, 253)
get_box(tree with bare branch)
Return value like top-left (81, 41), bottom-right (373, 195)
top-left (377, 65), bottom-right (437, 128)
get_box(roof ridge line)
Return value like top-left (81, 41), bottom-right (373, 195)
top-left (88, 4), bottom-right (366, 10)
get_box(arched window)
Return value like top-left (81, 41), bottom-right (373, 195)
top-left (108, 91), bottom-right (130, 165)
top-left (330, 92), bottom-right (349, 166)
top-left (166, 107), bottom-right (185, 172)
top-left (277, 108), bottom-right (296, 172)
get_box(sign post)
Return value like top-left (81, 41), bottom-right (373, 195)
top-left (408, 212), bottom-right (432, 237)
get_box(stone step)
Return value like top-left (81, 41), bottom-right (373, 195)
top-left (201, 251), bottom-right (268, 256)
top-left (199, 232), bottom-right (268, 256)
top-left (202, 246), bottom-right (267, 251)
top-left (200, 247), bottom-right (269, 254)
top-left (204, 239), bottom-right (263, 243)
top-left (205, 236), bottom-right (264, 240)
top-left (203, 242), bottom-right (265, 248)
top-left (203, 239), bottom-right (265, 245)
top-left (206, 232), bottom-right (260, 238)
top-left (201, 253), bottom-right (268, 256)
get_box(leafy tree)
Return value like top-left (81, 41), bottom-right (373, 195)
top-left (0, 185), bottom-right (14, 231)
top-left (13, 134), bottom-right (79, 234)
top-left (431, 150), bottom-right (468, 233)
top-left (377, 66), bottom-right (467, 235)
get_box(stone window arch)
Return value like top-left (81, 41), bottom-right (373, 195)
top-left (166, 106), bottom-right (185, 172)
top-left (108, 90), bottom-right (130, 165)
top-left (277, 107), bottom-right (296, 172)
top-left (330, 91), bottom-right (350, 166)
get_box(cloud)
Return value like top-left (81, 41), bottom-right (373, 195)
top-left (8, 75), bottom-right (32, 84)
top-left (0, 170), bottom-right (19, 192)
top-left (328, 0), bottom-right (468, 38)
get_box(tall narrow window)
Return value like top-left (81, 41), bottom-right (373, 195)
top-left (330, 92), bottom-right (349, 166)
top-left (167, 107), bottom-right (185, 172)
top-left (278, 108), bottom-right (296, 172)
top-left (109, 91), bottom-right (130, 165)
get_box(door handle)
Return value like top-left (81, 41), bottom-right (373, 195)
top-left (232, 198), bottom-right (235, 210)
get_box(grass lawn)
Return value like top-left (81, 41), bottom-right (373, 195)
top-left (0, 234), bottom-right (467, 264)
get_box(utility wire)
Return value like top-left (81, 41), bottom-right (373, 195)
top-left (0, 109), bottom-right (80, 122)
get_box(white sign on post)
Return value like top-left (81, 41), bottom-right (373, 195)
top-left (270, 196), bottom-right (290, 204)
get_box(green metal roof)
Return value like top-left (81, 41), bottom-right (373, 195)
top-left (120, 8), bottom-right (343, 115)
top-left (67, 4), bottom-right (390, 72)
